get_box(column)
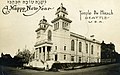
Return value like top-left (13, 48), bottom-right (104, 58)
top-left (34, 49), bottom-right (36, 59)
top-left (35, 48), bottom-right (38, 59)
top-left (38, 47), bottom-right (40, 60)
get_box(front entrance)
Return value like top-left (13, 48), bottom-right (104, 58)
top-left (55, 54), bottom-right (58, 61)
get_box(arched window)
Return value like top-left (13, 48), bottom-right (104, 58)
top-left (48, 30), bottom-right (52, 41)
top-left (91, 45), bottom-right (93, 54)
top-left (86, 43), bottom-right (88, 53)
top-left (71, 40), bottom-right (74, 51)
top-left (79, 42), bottom-right (82, 52)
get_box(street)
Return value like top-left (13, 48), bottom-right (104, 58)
top-left (0, 63), bottom-right (120, 75)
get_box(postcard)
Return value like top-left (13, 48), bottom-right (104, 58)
top-left (0, 0), bottom-right (120, 75)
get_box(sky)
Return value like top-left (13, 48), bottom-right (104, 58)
top-left (0, 0), bottom-right (120, 56)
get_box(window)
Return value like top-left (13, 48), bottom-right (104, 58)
top-left (55, 54), bottom-right (57, 61)
top-left (64, 46), bottom-right (66, 51)
top-left (56, 23), bottom-right (57, 29)
top-left (57, 22), bottom-right (59, 29)
top-left (48, 30), bottom-right (52, 41)
top-left (79, 42), bottom-right (82, 52)
top-left (79, 57), bottom-right (81, 62)
top-left (64, 55), bottom-right (66, 60)
top-left (67, 23), bottom-right (68, 26)
top-left (57, 14), bottom-right (59, 17)
top-left (86, 43), bottom-right (88, 53)
top-left (71, 40), bottom-right (75, 51)
top-left (54, 22), bottom-right (59, 30)
top-left (54, 24), bottom-right (56, 29)
top-left (71, 56), bottom-right (74, 61)
top-left (97, 52), bottom-right (99, 56)
top-left (91, 45), bottom-right (93, 54)
top-left (97, 46), bottom-right (99, 50)
top-left (63, 14), bottom-right (65, 17)
top-left (62, 22), bottom-right (64, 27)
top-left (63, 22), bottom-right (67, 27)
top-left (44, 25), bottom-right (46, 28)
top-left (65, 23), bottom-right (66, 27)
top-left (55, 46), bottom-right (57, 50)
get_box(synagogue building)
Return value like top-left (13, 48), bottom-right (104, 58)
top-left (29, 3), bottom-right (101, 69)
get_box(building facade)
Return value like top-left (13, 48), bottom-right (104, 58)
top-left (30, 3), bottom-right (101, 69)
top-left (101, 41), bottom-right (118, 63)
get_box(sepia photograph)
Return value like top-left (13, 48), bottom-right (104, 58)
top-left (0, 0), bottom-right (120, 75)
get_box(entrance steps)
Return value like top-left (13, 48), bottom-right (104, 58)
top-left (29, 59), bottom-right (45, 68)
top-left (28, 60), bottom-right (55, 70)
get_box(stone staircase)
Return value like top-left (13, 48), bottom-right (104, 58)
top-left (28, 59), bottom-right (55, 70)
top-left (29, 59), bottom-right (45, 68)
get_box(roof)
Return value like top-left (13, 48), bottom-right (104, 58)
top-left (51, 16), bottom-right (72, 23)
top-left (70, 32), bottom-right (101, 44)
top-left (56, 3), bottom-right (68, 15)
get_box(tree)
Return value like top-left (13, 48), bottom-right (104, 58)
top-left (1, 52), bottom-right (4, 57)
top-left (15, 49), bottom-right (31, 64)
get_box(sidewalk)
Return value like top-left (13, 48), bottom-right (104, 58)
top-left (59, 63), bottom-right (120, 72)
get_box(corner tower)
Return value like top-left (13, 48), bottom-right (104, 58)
top-left (51, 3), bottom-right (72, 62)
top-left (35, 16), bottom-right (53, 62)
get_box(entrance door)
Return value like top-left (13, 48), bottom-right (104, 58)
top-left (55, 54), bottom-right (58, 61)
top-left (47, 46), bottom-right (51, 60)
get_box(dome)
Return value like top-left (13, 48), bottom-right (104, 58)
top-left (39, 16), bottom-right (47, 24)
top-left (56, 3), bottom-right (68, 15)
